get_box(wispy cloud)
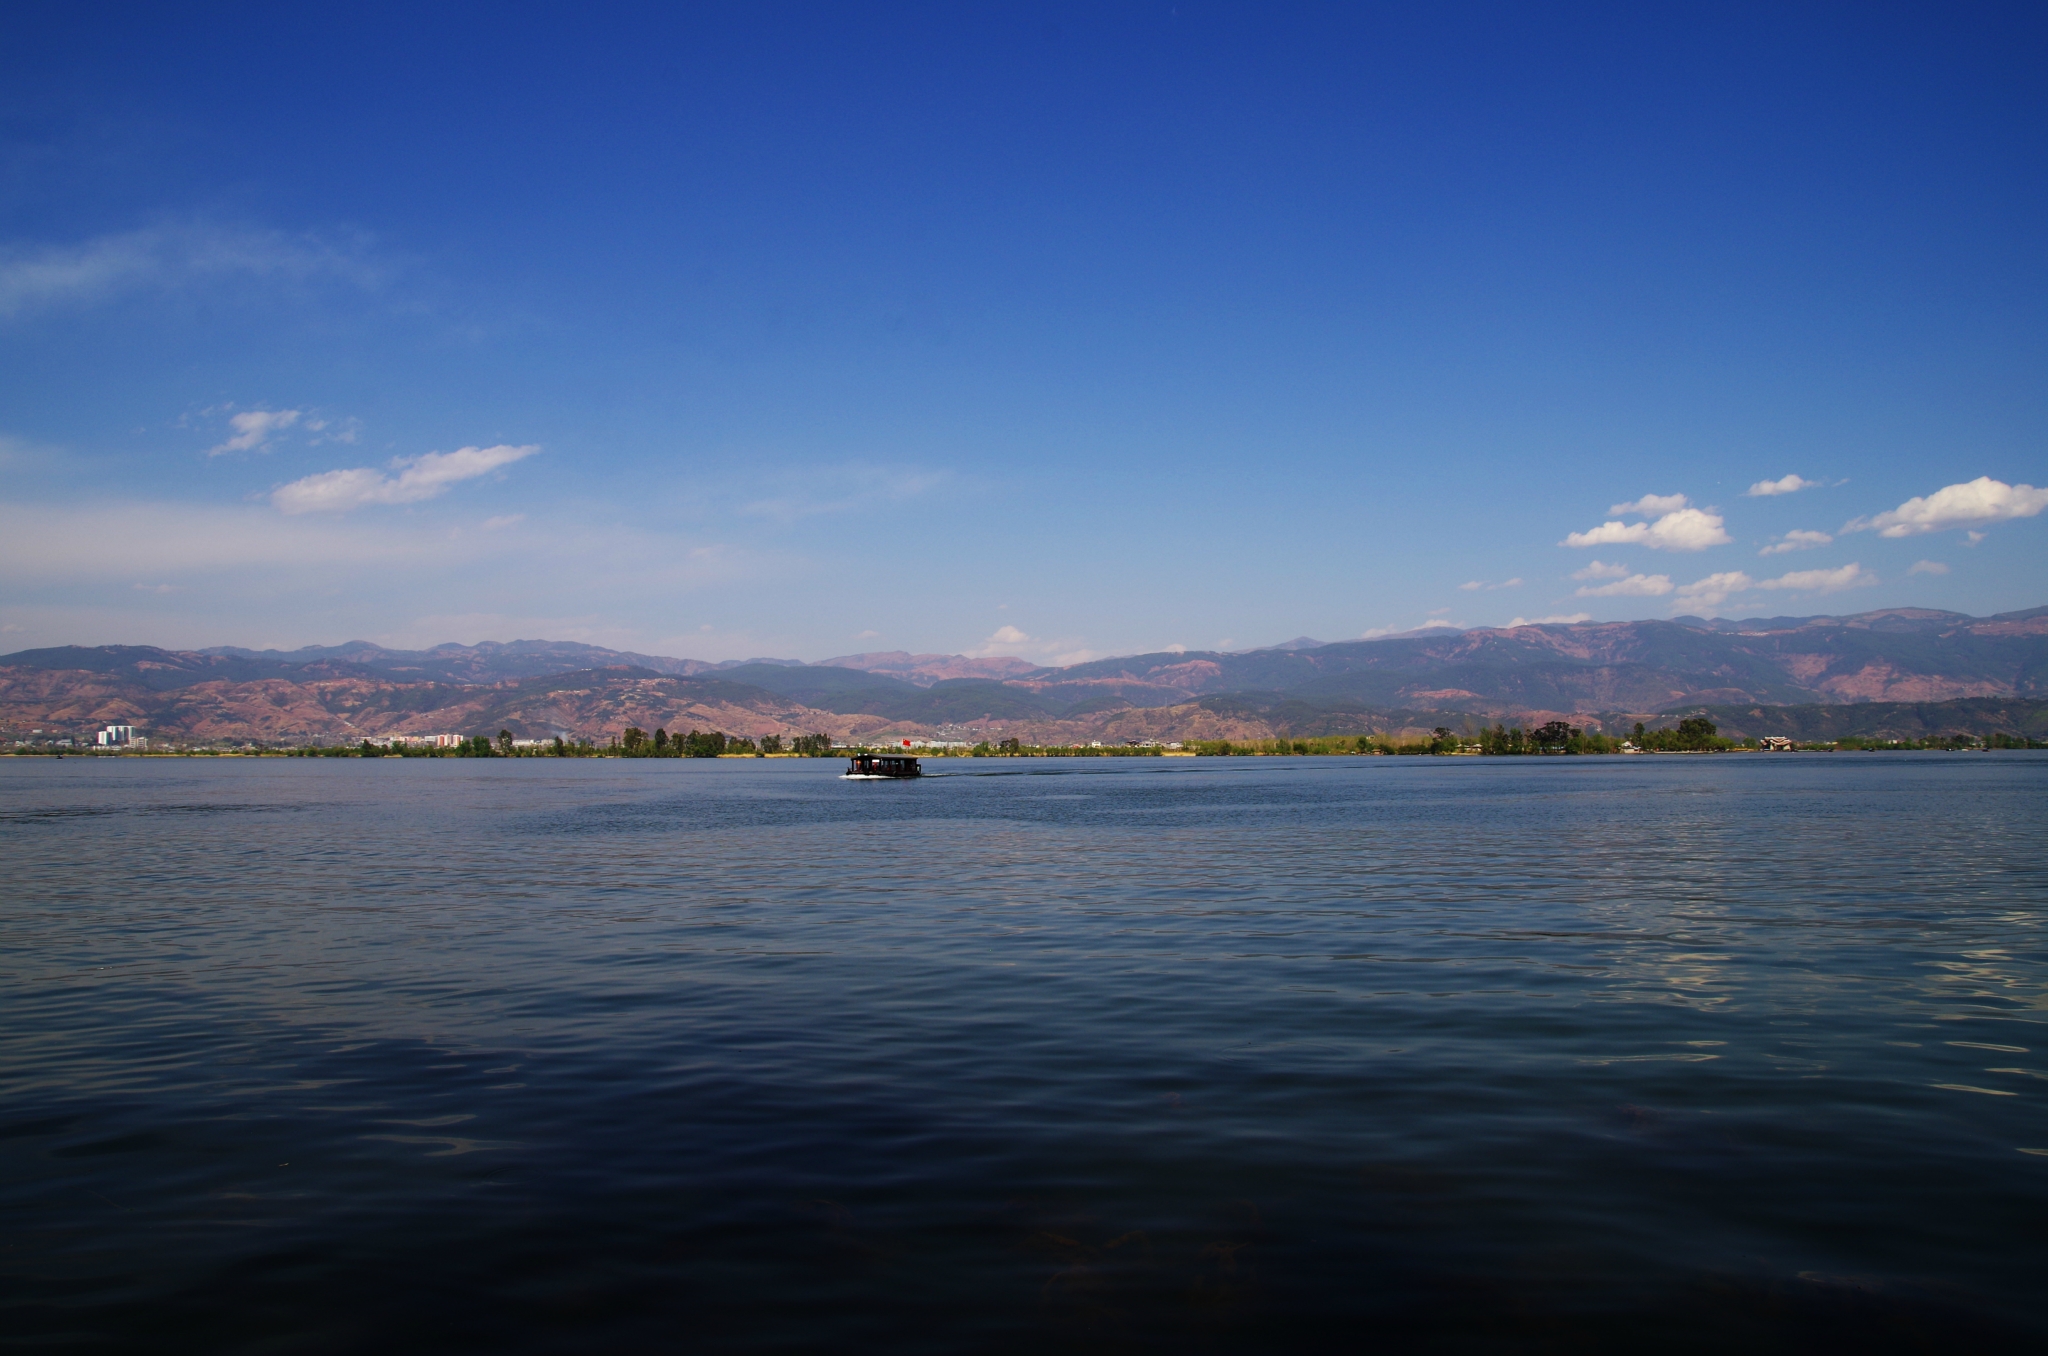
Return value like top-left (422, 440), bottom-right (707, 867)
top-left (739, 464), bottom-right (948, 523)
top-left (1458, 577), bottom-right (1523, 591)
top-left (1761, 562), bottom-right (1876, 594)
top-left (1675, 571), bottom-right (1753, 608)
top-left (1745, 474), bottom-right (1818, 497)
top-left (1610, 492), bottom-right (1691, 516)
top-left (0, 222), bottom-right (384, 317)
top-left (1909, 559), bottom-right (1949, 576)
top-left (1564, 496), bottom-right (1731, 551)
top-left (1671, 562), bottom-right (1878, 613)
top-left (0, 500), bottom-right (765, 604)
top-left (305, 415), bottom-right (360, 445)
top-left (272, 444), bottom-right (539, 514)
top-left (1759, 528), bottom-right (1832, 556)
top-left (208, 408), bottom-right (301, 456)
top-left (1844, 477), bottom-right (2048, 538)
top-left (1575, 571), bottom-right (1674, 597)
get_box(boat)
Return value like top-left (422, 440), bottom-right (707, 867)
top-left (842, 753), bottom-right (922, 780)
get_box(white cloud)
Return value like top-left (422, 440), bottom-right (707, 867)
top-left (1575, 572), bottom-right (1674, 597)
top-left (208, 408), bottom-right (300, 456)
top-left (1610, 493), bottom-right (1690, 516)
top-left (1745, 474), bottom-right (1818, 497)
top-left (481, 514), bottom-right (525, 530)
top-left (1909, 559), bottom-right (1949, 576)
top-left (0, 222), bottom-right (383, 317)
top-left (1459, 577), bottom-right (1523, 591)
top-left (272, 444), bottom-right (539, 514)
top-left (1506, 613), bottom-right (1592, 627)
top-left (1845, 477), bottom-right (2048, 537)
top-left (1571, 560), bottom-right (1631, 581)
top-left (1564, 507), bottom-right (1731, 551)
top-left (1759, 529), bottom-right (1833, 556)
top-left (1674, 571), bottom-right (1755, 608)
top-left (1458, 580), bottom-right (1484, 591)
top-left (1758, 562), bottom-right (1876, 594)
top-left (966, 623), bottom-right (1100, 666)
top-left (1417, 619), bottom-right (1461, 630)
top-left (1667, 562), bottom-right (1877, 612)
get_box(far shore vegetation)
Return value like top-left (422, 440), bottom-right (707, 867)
top-left (10, 716), bottom-right (2044, 758)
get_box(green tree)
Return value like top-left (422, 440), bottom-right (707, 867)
top-left (1640, 716), bottom-right (1727, 752)
top-left (654, 727), bottom-right (668, 753)
top-left (498, 729), bottom-right (514, 756)
top-left (622, 726), bottom-right (648, 755)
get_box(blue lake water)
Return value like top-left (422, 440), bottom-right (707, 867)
top-left (2, 753), bottom-right (2045, 1351)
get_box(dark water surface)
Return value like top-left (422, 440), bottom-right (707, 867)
top-left (3, 754), bottom-right (2045, 1352)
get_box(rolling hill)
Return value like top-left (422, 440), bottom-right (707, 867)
top-left (5, 605), bottom-right (2045, 745)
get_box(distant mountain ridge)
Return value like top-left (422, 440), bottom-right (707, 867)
top-left (815, 651), bottom-right (1041, 682)
top-left (6, 605), bottom-right (2046, 744)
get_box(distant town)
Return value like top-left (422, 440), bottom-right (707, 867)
top-left (16, 717), bottom-right (2039, 758)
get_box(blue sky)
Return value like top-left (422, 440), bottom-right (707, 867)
top-left (3, 2), bottom-right (2044, 663)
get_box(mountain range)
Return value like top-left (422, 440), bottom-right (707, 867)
top-left (5, 606), bottom-right (2045, 746)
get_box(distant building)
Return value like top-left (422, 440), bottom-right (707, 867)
top-left (1758, 736), bottom-right (1795, 751)
top-left (96, 723), bottom-right (136, 748)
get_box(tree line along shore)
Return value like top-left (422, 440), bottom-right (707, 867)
top-left (11, 717), bottom-right (2043, 758)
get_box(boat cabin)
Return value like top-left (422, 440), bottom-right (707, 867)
top-left (844, 754), bottom-right (922, 779)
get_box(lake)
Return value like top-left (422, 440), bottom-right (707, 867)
top-left (3, 753), bottom-right (2044, 1351)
